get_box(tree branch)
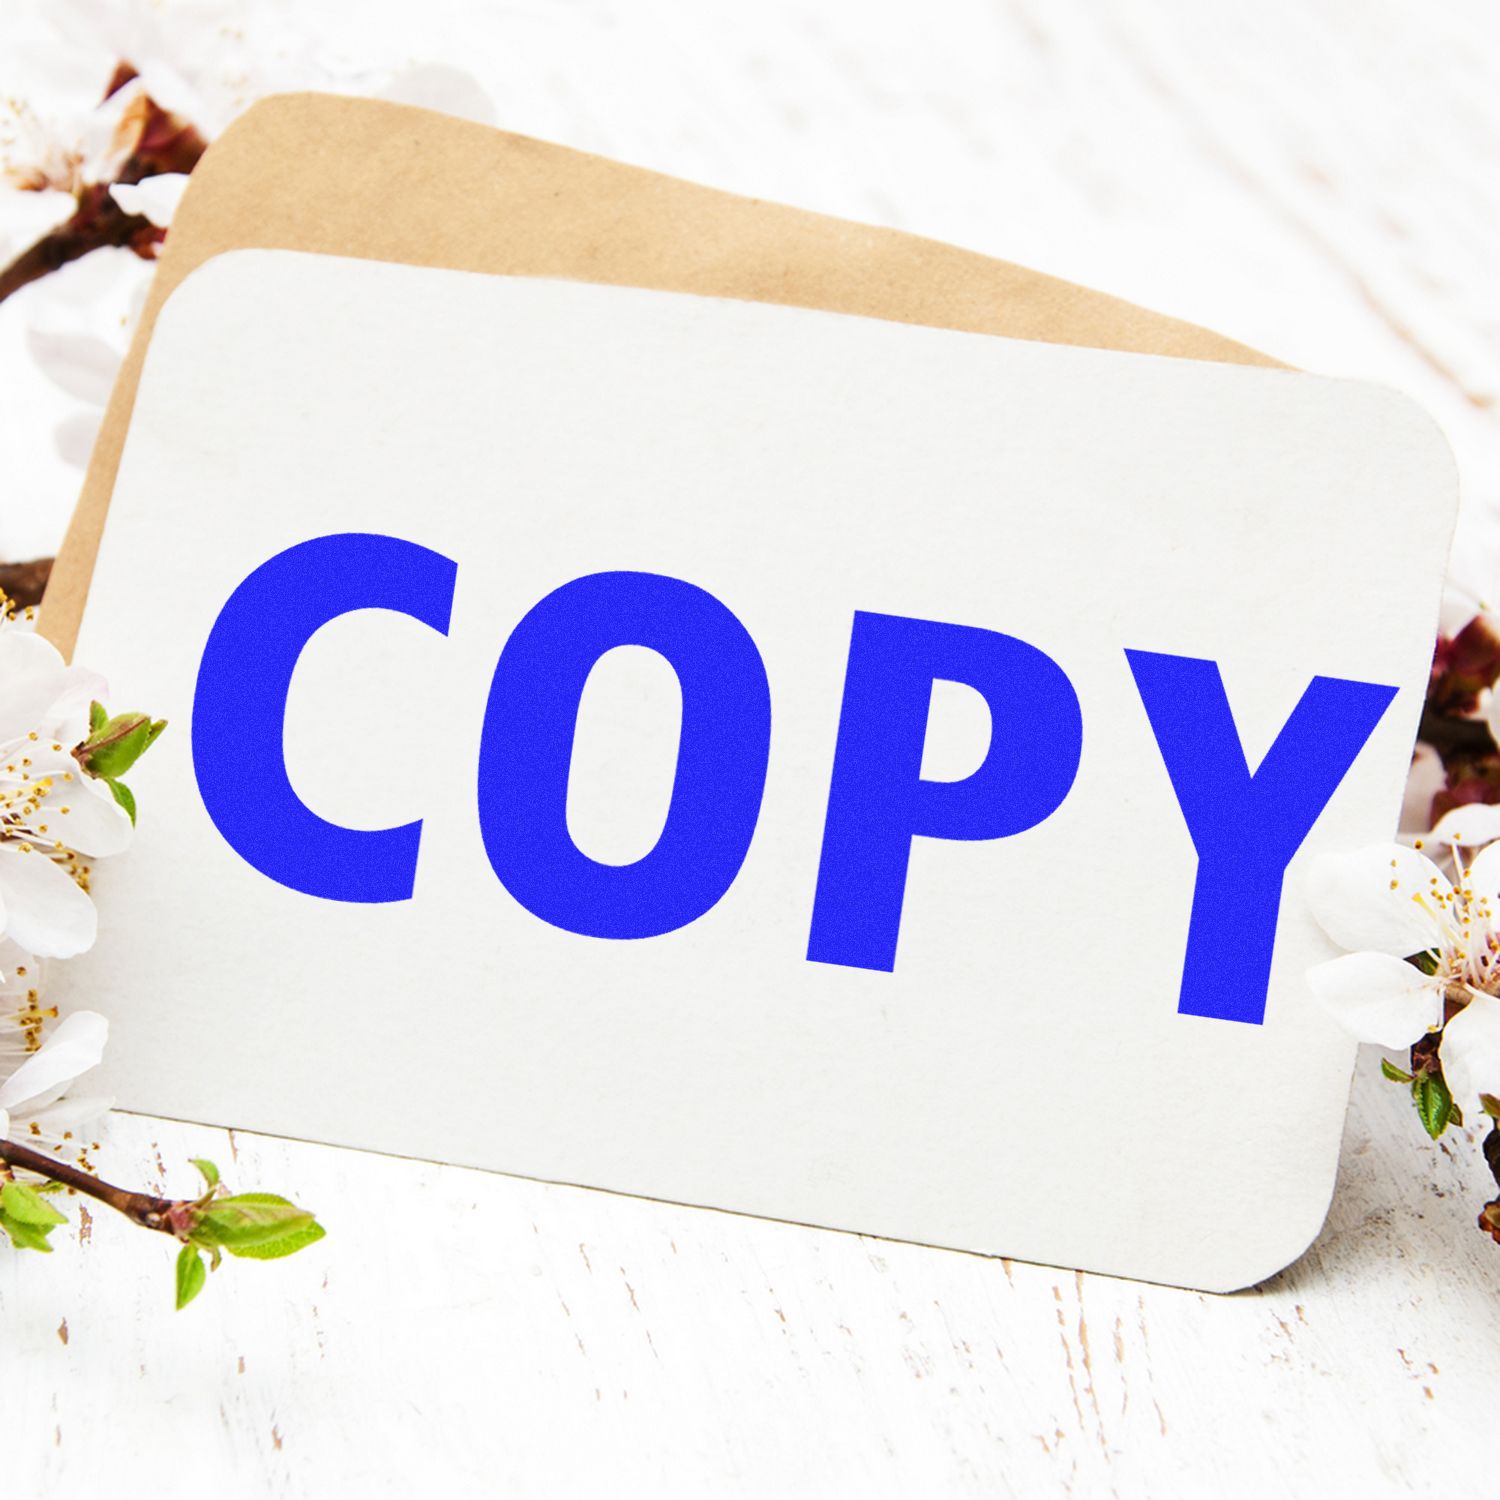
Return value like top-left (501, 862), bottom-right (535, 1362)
top-left (0, 558), bottom-right (52, 610)
top-left (0, 1136), bottom-right (182, 1234)
top-left (0, 190), bottom-right (160, 308)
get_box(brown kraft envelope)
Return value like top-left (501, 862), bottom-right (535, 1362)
top-left (40, 92), bottom-right (1278, 659)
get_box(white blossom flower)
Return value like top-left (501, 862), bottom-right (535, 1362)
top-left (3, 0), bottom-right (496, 487)
top-left (14, 0), bottom-right (496, 177)
top-left (33, 0), bottom-right (305, 141)
top-left (0, 935), bottom-right (109, 1150)
top-left (2, 69), bottom-right (149, 202)
top-left (1306, 839), bottom-right (1500, 1110)
top-left (0, 1006), bottom-right (110, 1148)
top-left (24, 244), bottom-right (153, 467)
top-left (0, 623), bottom-right (131, 958)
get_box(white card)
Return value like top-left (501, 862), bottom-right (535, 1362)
top-left (60, 250), bottom-right (1455, 1290)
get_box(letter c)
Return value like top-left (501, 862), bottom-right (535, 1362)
top-left (191, 532), bottom-right (457, 901)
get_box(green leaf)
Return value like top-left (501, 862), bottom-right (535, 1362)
top-left (196, 1193), bottom-right (317, 1253)
top-left (1, 1180), bottom-right (67, 1227)
top-left (89, 700), bottom-right (107, 734)
top-left (1482, 1093), bottom-right (1500, 1119)
top-left (1413, 1070), bottom-right (1455, 1139)
top-left (0, 1181), bottom-right (67, 1251)
top-left (229, 1216), bottom-right (326, 1261)
top-left (107, 779), bottom-right (136, 824)
top-left (191, 1158), bottom-right (220, 1190)
top-left (146, 719), bottom-right (168, 748)
top-left (0, 1210), bottom-right (57, 1251)
top-left (83, 718), bottom-right (153, 779)
top-left (1381, 1058), bottom-right (1415, 1085)
top-left (175, 1245), bottom-right (208, 1310)
top-left (1411, 949), bottom-right (1441, 976)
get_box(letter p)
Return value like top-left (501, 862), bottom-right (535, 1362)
top-left (807, 611), bottom-right (1083, 972)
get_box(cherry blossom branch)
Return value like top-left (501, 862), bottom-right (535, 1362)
top-left (0, 1135), bottom-right (326, 1306)
top-left (0, 70), bottom-right (207, 309)
top-left (0, 1135), bottom-right (181, 1232)
top-left (0, 188), bottom-right (153, 306)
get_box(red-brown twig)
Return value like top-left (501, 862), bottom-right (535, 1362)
top-left (0, 1136), bottom-right (183, 1234)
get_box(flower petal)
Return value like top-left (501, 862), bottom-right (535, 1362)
top-left (1440, 991), bottom-right (1500, 1111)
top-left (0, 846), bottom-right (96, 958)
top-left (43, 777), bottom-right (132, 859)
top-left (1400, 744), bottom-right (1446, 835)
top-left (0, 631), bottom-right (70, 744)
top-left (25, 326), bottom-right (120, 407)
top-left (1430, 804), bottom-right (1500, 852)
top-left (1305, 952), bottom-right (1443, 1047)
top-left (0, 1009), bottom-right (107, 1113)
top-left (379, 64), bottom-right (496, 125)
top-left (1305, 844), bottom-right (1452, 958)
top-left (109, 172), bottom-right (190, 230)
top-left (25, 1091), bottom-right (112, 1141)
top-left (76, 77), bottom-right (146, 182)
top-left (40, 663), bottom-right (111, 746)
top-left (54, 410), bottom-right (103, 470)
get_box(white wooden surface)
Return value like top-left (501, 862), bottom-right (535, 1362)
top-left (6, 1), bottom-right (1500, 1494)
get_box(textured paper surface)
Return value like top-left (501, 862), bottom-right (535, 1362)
top-left (58, 253), bottom-right (1455, 1290)
top-left (40, 92), bottom-right (1279, 662)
